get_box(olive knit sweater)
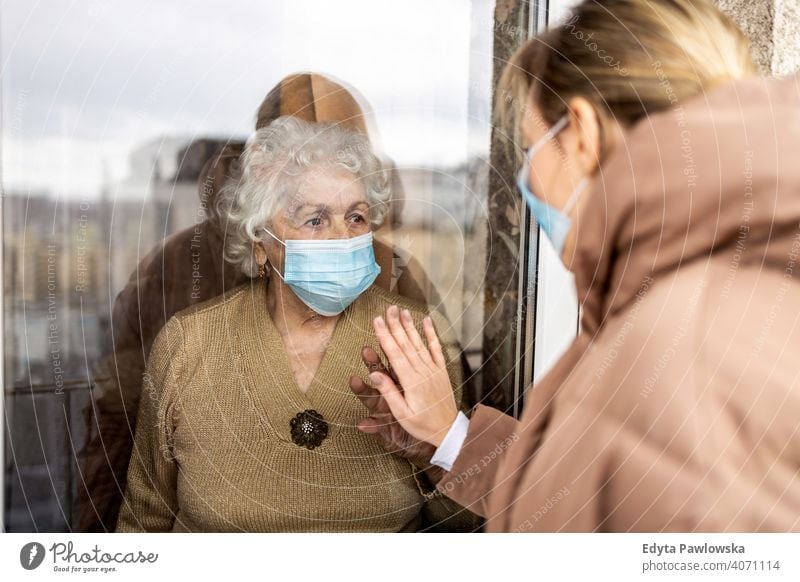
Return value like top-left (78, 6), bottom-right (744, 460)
top-left (115, 280), bottom-right (473, 532)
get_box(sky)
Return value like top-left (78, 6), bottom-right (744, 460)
top-left (1, 0), bottom-right (494, 199)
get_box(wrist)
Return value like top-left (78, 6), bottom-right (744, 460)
top-left (428, 410), bottom-right (470, 473)
top-left (429, 410), bottom-right (459, 448)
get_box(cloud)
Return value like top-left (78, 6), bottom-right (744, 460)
top-left (2, 0), bottom-right (493, 197)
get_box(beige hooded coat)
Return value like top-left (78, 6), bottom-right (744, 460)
top-left (437, 73), bottom-right (800, 531)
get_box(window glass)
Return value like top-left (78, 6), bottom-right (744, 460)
top-left (2, 0), bottom-right (494, 531)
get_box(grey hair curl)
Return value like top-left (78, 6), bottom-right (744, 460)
top-left (215, 116), bottom-right (391, 278)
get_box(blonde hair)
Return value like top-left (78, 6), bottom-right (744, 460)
top-left (497, 0), bottom-right (756, 159)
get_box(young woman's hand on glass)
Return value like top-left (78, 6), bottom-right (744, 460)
top-left (367, 305), bottom-right (458, 448)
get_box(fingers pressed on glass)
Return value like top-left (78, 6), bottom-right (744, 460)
top-left (422, 316), bottom-right (446, 368)
top-left (369, 371), bottom-right (410, 419)
top-left (361, 346), bottom-right (383, 370)
top-left (399, 308), bottom-right (434, 367)
top-left (349, 376), bottom-right (382, 408)
top-left (349, 375), bottom-right (368, 392)
top-left (361, 346), bottom-right (379, 359)
top-left (357, 417), bottom-right (381, 434)
top-left (385, 306), bottom-right (412, 353)
top-left (362, 346), bottom-right (399, 383)
top-left (385, 306), bottom-right (424, 369)
top-left (373, 315), bottom-right (412, 375)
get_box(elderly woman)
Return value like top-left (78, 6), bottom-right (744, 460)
top-left (115, 116), bottom-right (477, 532)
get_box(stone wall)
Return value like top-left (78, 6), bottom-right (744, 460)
top-left (718, 0), bottom-right (800, 75)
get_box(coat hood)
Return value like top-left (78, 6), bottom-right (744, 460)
top-left (198, 72), bottom-right (370, 220)
top-left (573, 73), bottom-right (800, 335)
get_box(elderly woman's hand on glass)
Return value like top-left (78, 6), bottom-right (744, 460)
top-left (116, 115), bottom-right (481, 533)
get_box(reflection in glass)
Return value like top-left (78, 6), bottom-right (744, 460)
top-left (2, 0), bottom-right (494, 532)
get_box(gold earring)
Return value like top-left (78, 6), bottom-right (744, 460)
top-left (258, 263), bottom-right (266, 278)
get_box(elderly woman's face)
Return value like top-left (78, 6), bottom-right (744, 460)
top-left (261, 168), bottom-right (371, 270)
top-left (277, 168), bottom-right (370, 239)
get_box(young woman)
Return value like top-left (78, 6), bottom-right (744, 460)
top-left (358, 0), bottom-right (800, 531)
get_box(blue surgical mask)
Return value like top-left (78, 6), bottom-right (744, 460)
top-left (517, 115), bottom-right (587, 255)
top-left (262, 229), bottom-right (381, 316)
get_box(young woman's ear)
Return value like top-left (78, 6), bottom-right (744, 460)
top-left (567, 96), bottom-right (602, 177)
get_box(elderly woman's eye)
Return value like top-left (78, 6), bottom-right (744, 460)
top-left (349, 214), bottom-right (365, 224)
top-left (307, 216), bottom-right (324, 227)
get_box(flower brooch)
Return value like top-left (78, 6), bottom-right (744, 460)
top-left (290, 409), bottom-right (329, 449)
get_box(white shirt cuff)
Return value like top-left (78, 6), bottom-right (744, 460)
top-left (430, 411), bottom-right (470, 472)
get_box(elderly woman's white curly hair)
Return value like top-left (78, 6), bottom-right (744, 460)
top-left (215, 116), bottom-right (391, 278)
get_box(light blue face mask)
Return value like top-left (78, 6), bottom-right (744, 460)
top-left (517, 115), bottom-right (587, 255)
top-left (262, 228), bottom-right (381, 316)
